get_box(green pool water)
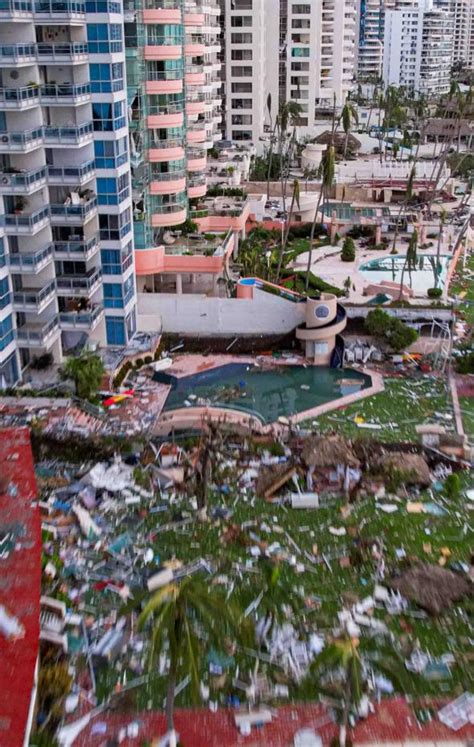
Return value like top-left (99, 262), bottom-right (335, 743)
top-left (359, 254), bottom-right (451, 293)
top-left (161, 363), bottom-right (372, 424)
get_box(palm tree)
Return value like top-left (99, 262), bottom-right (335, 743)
top-left (305, 145), bottom-right (335, 290)
top-left (277, 101), bottom-right (303, 213)
top-left (138, 579), bottom-right (252, 747)
top-left (265, 93), bottom-right (277, 202)
top-left (61, 352), bottom-right (105, 401)
top-left (390, 164), bottom-right (416, 255)
top-left (277, 178), bottom-right (300, 281)
top-left (256, 560), bottom-right (301, 648)
top-left (398, 228), bottom-right (418, 300)
top-left (434, 208), bottom-right (447, 289)
top-left (310, 631), bottom-right (409, 747)
top-left (340, 100), bottom-right (359, 159)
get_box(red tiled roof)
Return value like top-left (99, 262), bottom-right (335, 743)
top-left (0, 428), bottom-right (40, 747)
top-left (74, 697), bottom-right (474, 746)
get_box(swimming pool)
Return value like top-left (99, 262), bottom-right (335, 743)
top-left (160, 363), bottom-right (372, 424)
top-left (358, 254), bottom-right (451, 293)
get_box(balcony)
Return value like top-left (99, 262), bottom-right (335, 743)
top-left (43, 122), bottom-right (93, 146)
top-left (6, 244), bottom-right (53, 273)
top-left (36, 42), bottom-right (88, 63)
top-left (12, 279), bottom-right (56, 312)
top-left (2, 206), bottom-right (50, 235)
top-left (59, 303), bottom-right (104, 330)
top-left (52, 236), bottom-right (99, 261)
top-left (0, 128), bottom-right (43, 152)
top-left (149, 170), bottom-right (186, 195)
top-left (0, 85), bottom-right (40, 110)
top-left (0, 166), bottom-right (47, 194)
top-left (47, 160), bottom-right (95, 186)
top-left (40, 83), bottom-right (91, 106)
top-left (16, 316), bottom-right (60, 348)
top-left (56, 267), bottom-right (102, 297)
top-left (0, 0), bottom-right (33, 20)
top-left (148, 138), bottom-right (185, 161)
top-left (33, 0), bottom-right (85, 22)
top-left (150, 201), bottom-right (187, 227)
top-left (50, 196), bottom-right (98, 225)
top-left (0, 43), bottom-right (36, 66)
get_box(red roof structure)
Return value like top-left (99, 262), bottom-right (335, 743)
top-left (74, 697), bottom-right (474, 746)
top-left (0, 427), bottom-right (40, 747)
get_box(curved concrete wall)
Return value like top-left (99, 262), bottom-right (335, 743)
top-left (305, 293), bottom-right (338, 328)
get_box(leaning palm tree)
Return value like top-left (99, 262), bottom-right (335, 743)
top-left (276, 178), bottom-right (300, 281)
top-left (398, 228), bottom-right (418, 300)
top-left (305, 145), bottom-right (335, 290)
top-left (265, 93), bottom-right (277, 202)
top-left (390, 164), bottom-right (416, 255)
top-left (340, 99), bottom-right (359, 159)
top-left (138, 579), bottom-right (252, 747)
top-left (256, 560), bottom-right (302, 649)
top-left (434, 208), bottom-right (447, 289)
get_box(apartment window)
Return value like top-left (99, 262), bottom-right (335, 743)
top-left (231, 16), bottom-right (251, 27)
top-left (232, 114), bottom-right (252, 125)
top-left (97, 174), bottom-right (129, 206)
top-left (231, 0), bottom-right (252, 7)
top-left (106, 316), bottom-right (125, 345)
top-left (123, 275), bottom-right (135, 305)
top-left (292, 47), bottom-right (310, 57)
top-left (292, 4), bottom-right (310, 13)
top-left (231, 33), bottom-right (252, 43)
top-left (93, 101), bottom-right (127, 132)
top-left (291, 89), bottom-right (308, 99)
top-left (0, 314), bottom-right (13, 351)
top-left (87, 24), bottom-right (123, 53)
top-left (231, 66), bottom-right (252, 76)
top-left (0, 238), bottom-right (4, 268)
top-left (231, 82), bottom-right (252, 93)
top-left (232, 98), bottom-right (252, 109)
top-left (103, 283), bottom-right (124, 309)
top-left (292, 18), bottom-right (310, 28)
top-left (85, 0), bottom-right (121, 12)
top-left (101, 249), bottom-right (122, 275)
top-left (94, 137), bottom-right (128, 169)
top-left (146, 23), bottom-right (183, 45)
top-left (0, 276), bottom-right (10, 309)
top-left (232, 130), bottom-right (252, 140)
top-left (291, 76), bottom-right (309, 85)
top-left (291, 61), bottom-right (309, 71)
top-left (90, 63), bottom-right (124, 93)
top-left (231, 49), bottom-right (252, 60)
top-left (99, 208), bottom-right (131, 241)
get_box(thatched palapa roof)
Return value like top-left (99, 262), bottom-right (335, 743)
top-left (301, 435), bottom-right (360, 469)
top-left (373, 452), bottom-right (431, 487)
top-left (314, 131), bottom-right (362, 153)
top-left (389, 563), bottom-right (471, 615)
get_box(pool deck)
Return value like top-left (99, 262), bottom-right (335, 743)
top-left (154, 354), bottom-right (384, 436)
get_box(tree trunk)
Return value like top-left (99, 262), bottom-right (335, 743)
top-left (305, 186), bottom-right (324, 290)
top-left (343, 129), bottom-right (349, 160)
top-left (434, 222), bottom-right (443, 289)
top-left (276, 188), bottom-right (297, 281)
top-left (166, 667), bottom-right (177, 739)
top-left (398, 257), bottom-right (408, 300)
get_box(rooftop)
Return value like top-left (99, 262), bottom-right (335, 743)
top-left (0, 427), bottom-right (40, 747)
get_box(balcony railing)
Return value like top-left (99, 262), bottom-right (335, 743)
top-left (50, 197), bottom-right (97, 221)
top-left (146, 70), bottom-right (182, 81)
top-left (33, 0), bottom-right (85, 16)
top-left (36, 42), bottom-right (88, 60)
top-left (47, 160), bottom-right (95, 183)
top-left (53, 236), bottom-right (99, 259)
top-left (2, 206), bottom-right (49, 231)
top-left (0, 166), bottom-right (47, 190)
top-left (0, 128), bottom-right (43, 149)
top-left (0, 86), bottom-right (40, 106)
top-left (6, 244), bottom-right (53, 272)
top-left (0, 43), bottom-right (35, 60)
top-left (16, 316), bottom-right (60, 346)
top-left (40, 83), bottom-right (91, 101)
top-left (13, 279), bottom-right (56, 308)
top-left (43, 122), bottom-right (93, 144)
top-left (0, 0), bottom-right (33, 14)
top-left (56, 267), bottom-right (102, 294)
top-left (148, 137), bottom-right (183, 149)
top-left (59, 304), bottom-right (104, 328)
top-left (150, 169), bottom-right (186, 181)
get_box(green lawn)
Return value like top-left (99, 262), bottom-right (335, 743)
top-left (449, 250), bottom-right (474, 327)
top-left (308, 376), bottom-right (455, 442)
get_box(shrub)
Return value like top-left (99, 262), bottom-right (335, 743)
top-left (134, 358), bottom-right (144, 368)
top-left (365, 308), bottom-right (418, 351)
top-left (288, 222), bottom-right (327, 240)
top-left (455, 349), bottom-right (474, 374)
top-left (444, 472), bottom-right (461, 500)
top-left (178, 219), bottom-right (199, 235)
top-left (365, 308), bottom-right (392, 337)
top-left (341, 236), bottom-right (356, 262)
top-left (144, 356), bottom-right (152, 364)
top-left (427, 287), bottom-right (442, 298)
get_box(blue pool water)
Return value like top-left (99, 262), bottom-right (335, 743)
top-left (359, 254), bottom-right (451, 293)
top-left (160, 363), bottom-right (371, 424)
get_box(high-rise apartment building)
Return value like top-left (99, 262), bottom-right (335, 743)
top-left (444, 0), bottom-right (474, 69)
top-left (383, 0), bottom-right (454, 96)
top-left (0, 0), bottom-right (137, 386)
top-left (125, 0), bottom-right (222, 280)
top-left (220, 0), bottom-right (357, 144)
top-left (356, 0), bottom-right (386, 80)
